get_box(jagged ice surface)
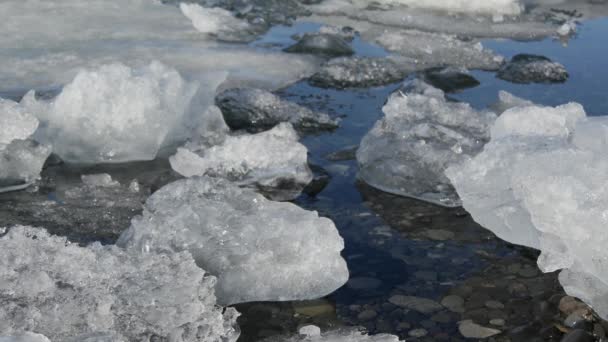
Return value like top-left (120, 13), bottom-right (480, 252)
top-left (21, 62), bottom-right (202, 164)
top-left (446, 103), bottom-right (608, 318)
top-left (357, 81), bottom-right (496, 207)
top-left (117, 176), bottom-right (349, 306)
top-left (0, 225), bottom-right (239, 341)
top-left (170, 123), bottom-right (313, 200)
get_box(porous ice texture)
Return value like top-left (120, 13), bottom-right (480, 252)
top-left (0, 333), bottom-right (51, 342)
top-left (170, 123), bottom-right (313, 200)
top-left (309, 56), bottom-right (415, 89)
top-left (117, 176), bottom-right (349, 306)
top-left (0, 0), bottom-right (320, 94)
top-left (445, 103), bottom-right (608, 318)
top-left (0, 99), bottom-right (51, 190)
top-left (357, 81), bottom-right (496, 207)
top-left (215, 88), bottom-right (338, 132)
top-left (22, 62), bottom-right (200, 164)
top-left (0, 225), bottom-right (240, 341)
top-left (497, 54), bottom-right (568, 84)
top-left (261, 328), bottom-right (401, 341)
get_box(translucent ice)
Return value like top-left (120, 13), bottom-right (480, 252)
top-left (378, 0), bottom-right (523, 15)
top-left (180, 3), bottom-right (255, 41)
top-left (170, 123), bottom-right (313, 200)
top-left (22, 62), bottom-right (200, 164)
top-left (446, 103), bottom-right (608, 318)
top-left (0, 225), bottom-right (240, 341)
top-left (117, 176), bottom-right (349, 305)
top-left (357, 80), bottom-right (496, 207)
top-left (0, 99), bottom-right (51, 190)
top-left (0, 333), bottom-right (50, 342)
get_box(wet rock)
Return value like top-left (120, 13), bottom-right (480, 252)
top-left (485, 300), bottom-right (505, 309)
top-left (441, 295), bottom-right (465, 313)
top-left (293, 300), bottom-right (335, 317)
top-left (324, 145), bottom-right (358, 161)
top-left (518, 266), bottom-right (539, 278)
top-left (490, 318), bottom-right (506, 326)
top-left (285, 33), bottom-right (354, 57)
top-left (560, 329), bottom-right (594, 342)
top-left (309, 56), bottom-right (413, 89)
top-left (422, 66), bottom-right (480, 93)
top-left (347, 277), bottom-right (382, 290)
top-left (302, 164), bottom-right (331, 197)
top-left (564, 310), bottom-right (592, 330)
top-left (458, 320), bottom-right (502, 339)
top-left (216, 88), bottom-right (338, 133)
top-left (497, 54), bottom-right (568, 84)
top-left (559, 296), bottom-right (589, 315)
top-left (423, 229), bottom-right (455, 241)
top-left (414, 270), bottom-right (438, 281)
top-left (389, 295), bottom-right (443, 314)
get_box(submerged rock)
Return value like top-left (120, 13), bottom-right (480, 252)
top-left (309, 56), bottom-right (414, 89)
top-left (0, 225), bottom-right (240, 341)
top-left (261, 328), bottom-right (401, 341)
top-left (422, 66), bottom-right (480, 93)
top-left (117, 176), bottom-right (349, 305)
top-left (497, 54), bottom-right (568, 84)
top-left (458, 320), bottom-right (501, 339)
top-left (215, 87), bottom-right (338, 132)
top-left (357, 80), bottom-right (496, 207)
top-left (285, 33), bottom-right (354, 57)
top-left (446, 102), bottom-right (608, 319)
top-left (170, 123), bottom-right (313, 201)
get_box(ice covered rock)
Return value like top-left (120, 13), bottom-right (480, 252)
top-left (170, 123), bottom-right (313, 200)
top-left (357, 80), bottom-right (496, 207)
top-left (422, 67), bottom-right (480, 93)
top-left (0, 225), bottom-right (240, 341)
top-left (261, 328), bottom-right (401, 341)
top-left (309, 56), bottom-right (415, 89)
top-left (21, 62), bottom-right (201, 164)
top-left (117, 176), bottom-right (349, 305)
top-left (445, 103), bottom-right (608, 318)
top-left (285, 33), bottom-right (354, 57)
top-left (497, 54), bottom-right (568, 84)
top-left (0, 99), bottom-right (51, 191)
top-left (215, 88), bottom-right (338, 132)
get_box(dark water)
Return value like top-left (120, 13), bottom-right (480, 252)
top-left (235, 17), bottom-right (608, 342)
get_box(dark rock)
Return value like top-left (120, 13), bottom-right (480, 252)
top-left (422, 66), bottom-right (480, 93)
top-left (285, 33), bottom-right (354, 57)
top-left (302, 164), bottom-right (331, 197)
top-left (560, 329), bottom-right (594, 342)
top-left (216, 88), bottom-right (338, 133)
top-left (497, 54), bottom-right (568, 84)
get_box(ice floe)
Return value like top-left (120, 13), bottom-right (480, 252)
top-left (446, 102), bottom-right (608, 318)
top-left (117, 176), bottom-right (349, 305)
top-left (0, 225), bottom-right (239, 341)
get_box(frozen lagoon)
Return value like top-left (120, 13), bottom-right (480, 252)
top-left (2, 0), bottom-right (608, 341)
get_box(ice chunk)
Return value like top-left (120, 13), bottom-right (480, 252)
top-left (215, 88), bottom-right (338, 132)
top-left (445, 104), bottom-right (608, 318)
top-left (81, 174), bottom-right (120, 188)
top-left (497, 54), bottom-right (569, 84)
top-left (22, 62), bottom-right (200, 164)
top-left (0, 225), bottom-right (240, 341)
top-left (357, 80), bottom-right (496, 207)
top-left (309, 56), bottom-right (416, 89)
top-left (170, 123), bottom-right (313, 200)
top-left (117, 176), bottom-right (349, 305)
top-left (285, 33), bottom-right (354, 57)
top-left (0, 99), bottom-right (51, 190)
top-left (488, 90), bottom-right (534, 114)
top-left (180, 3), bottom-right (255, 41)
top-left (261, 328), bottom-right (401, 341)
